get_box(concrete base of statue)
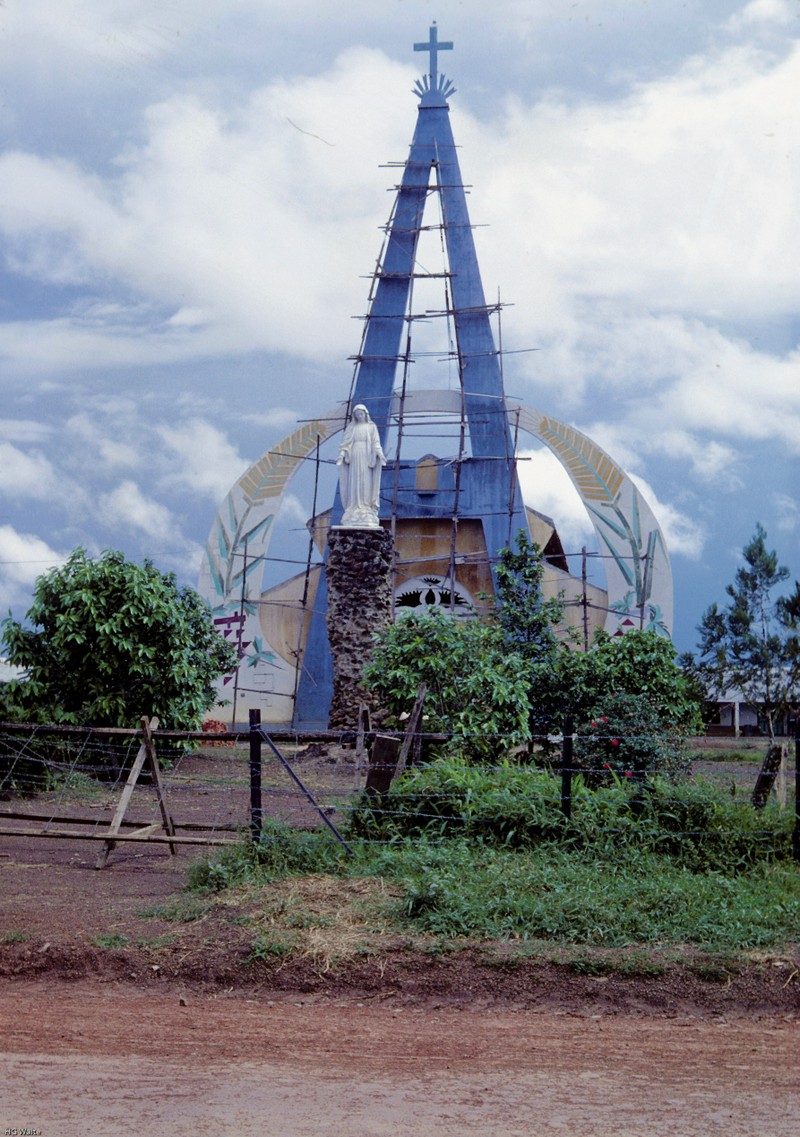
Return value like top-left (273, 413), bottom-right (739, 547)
top-left (326, 526), bottom-right (394, 730)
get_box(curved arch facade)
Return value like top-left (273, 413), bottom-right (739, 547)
top-left (198, 392), bottom-right (672, 724)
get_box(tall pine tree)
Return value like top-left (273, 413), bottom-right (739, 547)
top-left (692, 525), bottom-right (800, 739)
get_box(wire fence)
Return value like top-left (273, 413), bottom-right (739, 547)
top-left (1, 717), bottom-right (799, 865)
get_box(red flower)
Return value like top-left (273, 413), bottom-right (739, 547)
top-left (590, 720), bottom-right (596, 728)
top-left (601, 716), bottom-right (608, 724)
top-left (611, 738), bottom-right (619, 747)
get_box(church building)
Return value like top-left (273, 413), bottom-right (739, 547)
top-left (198, 26), bottom-right (673, 728)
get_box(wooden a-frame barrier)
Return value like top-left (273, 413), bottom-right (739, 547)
top-left (0, 715), bottom-right (237, 868)
top-left (95, 716), bottom-right (175, 868)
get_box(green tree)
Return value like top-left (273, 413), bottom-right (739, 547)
top-left (362, 608), bottom-right (533, 761)
top-left (493, 532), bottom-right (567, 662)
top-left (691, 525), bottom-right (800, 740)
top-left (564, 629), bottom-right (703, 736)
top-left (0, 548), bottom-right (236, 729)
top-left (560, 629), bottom-right (703, 780)
top-left (363, 534), bottom-right (566, 760)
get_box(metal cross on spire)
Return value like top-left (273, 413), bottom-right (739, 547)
top-left (414, 22), bottom-right (453, 85)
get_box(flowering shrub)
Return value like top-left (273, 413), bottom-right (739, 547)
top-left (574, 693), bottom-right (690, 784)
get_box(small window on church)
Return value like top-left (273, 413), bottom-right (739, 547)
top-left (416, 455), bottom-right (439, 494)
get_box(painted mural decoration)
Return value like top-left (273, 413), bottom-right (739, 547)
top-left (198, 393), bottom-right (673, 724)
top-left (395, 574), bottom-right (474, 616)
top-left (511, 403), bottom-right (673, 638)
top-left (197, 412), bottom-right (341, 717)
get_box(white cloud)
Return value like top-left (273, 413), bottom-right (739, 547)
top-left (1, 31), bottom-right (798, 483)
top-left (773, 492), bottom-right (800, 533)
top-left (469, 41), bottom-right (800, 322)
top-left (518, 444), bottom-right (706, 560)
top-left (662, 336), bottom-right (800, 453)
top-left (727, 0), bottom-right (798, 33)
top-left (65, 414), bottom-right (139, 469)
top-left (277, 492), bottom-right (310, 528)
top-left (517, 447), bottom-right (596, 550)
top-left (0, 524), bottom-right (65, 612)
top-left (629, 475), bottom-right (706, 559)
top-left (0, 0), bottom-right (222, 74)
top-left (98, 479), bottom-right (174, 541)
top-left (157, 419), bottom-right (249, 501)
top-left (647, 430), bottom-right (742, 488)
top-left (241, 408), bottom-right (306, 431)
top-left (0, 658), bottom-right (25, 682)
top-left (0, 419), bottom-right (52, 444)
top-left (0, 442), bottom-right (58, 499)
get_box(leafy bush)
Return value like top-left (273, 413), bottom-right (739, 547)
top-left (363, 531), bottom-right (702, 769)
top-left (362, 609), bottom-right (533, 760)
top-left (560, 630), bottom-right (703, 737)
top-left (573, 693), bottom-right (691, 783)
top-left (346, 755), bottom-right (793, 869)
top-left (1, 548), bottom-right (236, 732)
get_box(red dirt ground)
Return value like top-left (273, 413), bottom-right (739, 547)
top-left (2, 982), bottom-right (798, 1136)
top-left (2, 748), bottom-right (799, 1134)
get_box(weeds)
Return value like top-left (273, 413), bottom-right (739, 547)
top-left (186, 762), bottom-right (800, 954)
top-left (1, 929), bottom-right (30, 944)
top-left (91, 933), bottom-right (130, 949)
top-left (139, 897), bottom-right (213, 923)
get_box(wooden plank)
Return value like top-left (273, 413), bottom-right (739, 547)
top-left (140, 715), bottom-right (177, 855)
top-left (752, 744), bottom-right (787, 809)
top-left (364, 735), bottom-right (401, 803)
top-left (354, 702), bottom-right (371, 770)
top-left (95, 727), bottom-right (152, 869)
top-left (127, 823), bottom-right (159, 838)
top-left (0, 826), bottom-right (237, 846)
top-left (0, 811), bottom-right (236, 832)
top-left (396, 683), bottom-right (426, 775)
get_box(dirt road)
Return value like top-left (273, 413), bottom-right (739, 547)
top-left (2, 982), bottom-right (797, 1137)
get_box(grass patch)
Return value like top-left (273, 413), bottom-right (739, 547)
top-left (1, 929), bottom-right (30, 944)
top-left (186, 766), bottom-right (800, 957)
top-left (189, 831), bottom-right (799, 954)
top-left (384, 842), bottom-right (800, 948)
top-left (91, 933), bottom-right (130, 950)
top-left (44, 769), bottom-right (111, 800)
top-left (687, 951), bottom-right (746, 982)
top-left (690, 749), bottom-right (764, 764)
top-left (139, 897), bottom-right (214, 923)
top-left (241, 874), bottom-right (403, 971)
top-left (136, 935), bottom-right (178, 949)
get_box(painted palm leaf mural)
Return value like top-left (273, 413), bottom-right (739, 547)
top-left (511, 405), bottom-right (672, 637)
top-left (197, 412), bottom-right (342, 703)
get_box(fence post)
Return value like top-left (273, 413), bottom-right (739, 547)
top-left (249, 708), bottom-right (262, 841)
top-left (561, 714), bottom-right (574, 820)
top-left (793, 717), bottom-right (800, 863)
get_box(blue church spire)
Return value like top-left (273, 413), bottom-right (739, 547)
top-left (344, 24), bottom-right (524, 503)
top-left (294, 26), bottom-right (528, 727)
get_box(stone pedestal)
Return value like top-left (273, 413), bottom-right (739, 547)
top-left (326, 526), bottom-right (394, 730)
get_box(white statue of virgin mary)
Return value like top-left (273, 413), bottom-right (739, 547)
top-left (336, 404), bottom-right (386, 528)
